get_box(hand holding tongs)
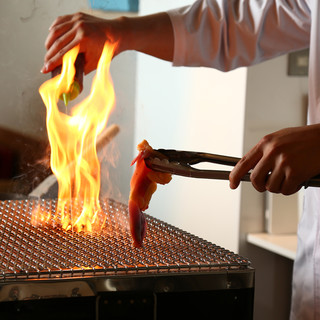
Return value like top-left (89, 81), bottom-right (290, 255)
top-left (144, 149), bottom-right (320, 188)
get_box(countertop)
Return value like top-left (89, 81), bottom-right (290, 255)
top-left (247, 233), bottom-right (297, 260)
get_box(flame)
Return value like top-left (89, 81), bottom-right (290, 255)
top-left (36, 42), bottom-right (117, 232)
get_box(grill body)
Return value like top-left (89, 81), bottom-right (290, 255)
top-left (0, 199), bottom-right (254, 319)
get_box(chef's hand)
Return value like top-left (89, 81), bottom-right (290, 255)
top-left (41, 12), bottom-right (174, 75)
top-left (229, 124), bottom-right (320, 195)
top-left (41, 12), bottom-right (123, 75)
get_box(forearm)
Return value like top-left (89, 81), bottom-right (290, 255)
top-left (42, 12), bottom-right (174, 74)
top-left (117, 12), bottom-right (174, 62)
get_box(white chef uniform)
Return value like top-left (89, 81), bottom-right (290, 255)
top-left (167, 0), bottom-right (320, 318)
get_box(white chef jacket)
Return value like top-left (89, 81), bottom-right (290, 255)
top-left (167, 0), bottom-right (319, 319)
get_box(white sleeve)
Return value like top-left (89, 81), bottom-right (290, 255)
top-left (167, 0), bottom-right (311, 70)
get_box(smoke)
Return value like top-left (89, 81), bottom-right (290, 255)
top-left (98, 138), bottom-right (124, 203)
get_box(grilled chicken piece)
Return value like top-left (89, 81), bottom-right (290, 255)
top-left (129, 140), bottom-right (172, 247)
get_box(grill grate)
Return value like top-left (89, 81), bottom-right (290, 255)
top-left (0, 199), bottom-right (250, 281)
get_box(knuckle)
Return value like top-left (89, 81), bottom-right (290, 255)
top-left (286, 168), bottom-right (296, 180)
top-left (74, 12), bottom-right (85, 22)
top-left (281, 173), bottom-right (300, 195)
top-left (53, 37), bottom-right (62, 47)
top-left (238, 155), bottom-right (248, 165)
top-left (258, 133), bottom-right (274, 149)
top-left (49, 24), bottom-right (58, 34)
top-left (236, 154), bottom-right (250, 168)
top-left (56, 49), bottom-right (65, 59)
top-left (254, 185), bottom-right (266, 193)
top-left (286, 176), bottom-right (299, 191)
top-left (250, 178), bottom-right (260, 190)
top-left (74, 12), bottom-right (83, 18)
top-left (258, 134), bottom-right (281, 156)
top-left (55, 15), bottom-right (64, 23)
top-left (281, 184), bottom-right (297, 196)
top-left (249, 170), bottom-right (258, 183)
top-left (282, 189), bottom-right (293, 196)
top-left (277, 154), bottom-right (287, 167)
top-left (266, 184), bottom-right (280, 194)
top-left (250, 173), bottom-right (265, 192)
top-left (73, 33), bottom-right (85, 48)
top-left (75, 19), bottom-right (84, 28)
top-left (73, 20), bottom-right (86, 40)
top-left (50, 44), bottom-right (64, 58)
top-left (77, 26), bottom-right (85, 39)
top-left (270, 143), bottom-right (285, 159)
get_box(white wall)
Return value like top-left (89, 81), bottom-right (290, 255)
top-left (0, 0), bottom-right (90, 139)
top-left (135, 0), bottom-right (247, 252)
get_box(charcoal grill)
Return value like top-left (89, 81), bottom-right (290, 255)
top-left (0, 199), bottom-right (254, 320)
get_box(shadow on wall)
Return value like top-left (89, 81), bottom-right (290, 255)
top-left (0, 126), bottom-right (51, 196)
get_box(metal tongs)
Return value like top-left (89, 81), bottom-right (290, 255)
top-left (145, 149), bottom-right (320, 188)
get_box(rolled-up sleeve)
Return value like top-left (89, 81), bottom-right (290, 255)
top-left (167, 0), bottom-right (311, 70)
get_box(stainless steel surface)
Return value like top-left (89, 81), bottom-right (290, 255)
top-left (0, 199), bottom-right (254, 302)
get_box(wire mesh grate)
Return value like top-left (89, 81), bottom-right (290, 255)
top-left (0, 199), bottom-right (250, 280)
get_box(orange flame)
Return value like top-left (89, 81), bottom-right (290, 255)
top-left (37, 42), bottom-right (117, 232)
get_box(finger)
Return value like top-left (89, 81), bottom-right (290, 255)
top-left (281, 183), bottom-right (301, 196)
top-left (45, 21), bottom-right (75, 51)
top-left (45, 28), bottom-right (76, 61)
top-left (49, 14), bottom-right (74, 30)
top-left (265, 168), bottom-right (285, 193)
top-left (280, 174), bottom-right (302, 195)
top-left (249, 160), bottom-right (272, 192)
top-left (229, 147), bottom-right (262, 189)
top-left (42, 38), bottom-right (80, 73)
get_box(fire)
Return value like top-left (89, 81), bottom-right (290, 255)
top-left (35, 42), bottom-right (117, 232)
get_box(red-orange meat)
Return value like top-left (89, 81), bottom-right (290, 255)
top-left (129, 140), bottom-right (171, 247)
